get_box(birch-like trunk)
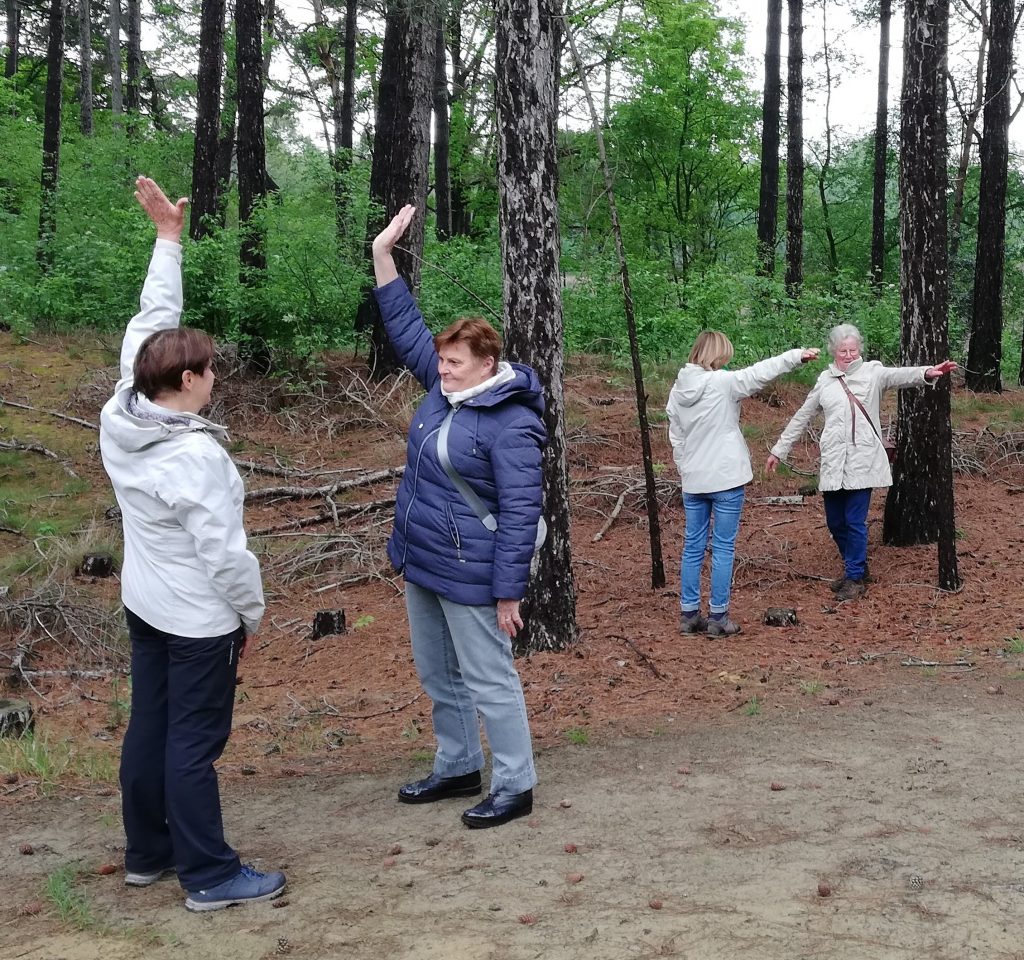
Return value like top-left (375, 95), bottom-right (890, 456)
top-left (496, 0), bottom-right (578, 654)
top-left (78, 0), bottom-right (93, 134)
top-left (870, 0), bottom-right (891, 287)
top-left (108, 0), bottom-right (122, 117)
top-left (756, 0), bottom-right (782, 277)
top-left (785, 0), bottom-right (804, 297)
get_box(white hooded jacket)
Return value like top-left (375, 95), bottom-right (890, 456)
top-left (769, 358), bottom-right (934, 491)
top-left (666, 349), bottom-right (805, 494)
top-left (99, 240), bottom-right (264, 637)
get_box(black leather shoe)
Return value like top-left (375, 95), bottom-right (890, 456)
top-left (461, 789), bottom-right (533, 828)
top-left (397, 770), bottom-right (482, 804)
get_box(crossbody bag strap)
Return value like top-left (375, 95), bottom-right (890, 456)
top-left (437, 407), bottom-right (499, 532)
top-left (837, 376), bottom-right (884, 446)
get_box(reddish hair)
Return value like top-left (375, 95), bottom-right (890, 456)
top-left (434, 316), bottom-right (502, 365)
top-left (133, 327), bottom-right (216, 400)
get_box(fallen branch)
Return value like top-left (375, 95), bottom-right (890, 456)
top-left (900, 656), bottom-right (974, 668)
top-left (245, 466), bottom-right (405, 503)
top-left (0, 397), bottom-right (98, 430)
top-left (592, 484), bottom-right (640, 542)
top-left (609, 633), bottom-right (665, 680)
top-left (248, 497), bottom-right (396, 537)
top-left (0, 439), bottom-right (78, 478)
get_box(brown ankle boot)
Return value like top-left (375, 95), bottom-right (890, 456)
top-left (835, 578), bottom-right (866, 601)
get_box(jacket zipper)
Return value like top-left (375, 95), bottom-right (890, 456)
top-left (401, 425), bottom-right (441, 570)
top-left (446, 503), bottom-right (464, 562)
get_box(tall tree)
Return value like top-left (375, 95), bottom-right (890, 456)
top-left (757, 0), bottom-right (783, 276)
top-left (966, 0), bottom-right (1012, 391)
top-left (108, 0), bottom-right (122, 118)
top-left (785, 0), bottom-right (804, 296)
top-left (4, 0), bottom-right (19, 78)
top-left (190, 0), bottom-right (227, 242)
top-left (433, 17), bottom-right (452, 241)
top-left (495, 0), bottom-right (578, 654)
top-left (565, 14), bottom-right (664, 590)
top-left (79, 0), bottom-right (94, 134)
top-left (363, 0), bottom-right (436, 376)
top-left (882, 0), bottom-right (959, 592)
top-left (214, 22), bottom-right (237, 226)
top-left (37, 0), bottom-right (65, 272)
top-left (870, 0), bottom-right (892, 287)
top-left (236, 0), bottom-right (267, 277)
top-left (125, 0), bottom-right (141, 113)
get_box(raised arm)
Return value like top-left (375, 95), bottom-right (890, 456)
top-left (877, 359), bottom-right (957, 391)
top-left (728, 348), bottom-right (820, 400)
top-left (371, 206), bottom-right (440, 391)
top-left (118, 177), bottom-right (189, 380)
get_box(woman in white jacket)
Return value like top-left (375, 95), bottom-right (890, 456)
top-left (766, 323), bottom-right (957, 601)
top-left (667, 332), bottom-right (819, 636)
top-left (99, 178), bottom-right (284, 912)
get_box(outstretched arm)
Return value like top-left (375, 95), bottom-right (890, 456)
top-left (118, 177), bottom-right (189, 381)
top-left (728, 348), bottom-right (820, 400)
top-left (877, 359), bottom-right (957, 391)
top-left (766, 378), bottom-right (824, 470)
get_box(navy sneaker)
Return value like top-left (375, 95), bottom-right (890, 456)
top-left (124, 865), bottom-right (175, 887)
top-left (184, 864), bottom-right (286, 912)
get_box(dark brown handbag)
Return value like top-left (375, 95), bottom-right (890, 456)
top-left (837, 376), bottom-right (896, 464)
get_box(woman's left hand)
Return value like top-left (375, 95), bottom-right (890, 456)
top-left (800, 348), bottom-right (820, 363)
top-left (925, 360), bottom-right (958, 380)
top-left (497, 599), bottom-right (523, 638)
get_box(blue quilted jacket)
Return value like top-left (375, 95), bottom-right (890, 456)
top-left (375, 278), bottom-right (546, 605)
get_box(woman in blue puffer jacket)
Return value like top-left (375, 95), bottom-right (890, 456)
top-left (372, 205), bottom-right (545, 829)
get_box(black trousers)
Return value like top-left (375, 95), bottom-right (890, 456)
top-left (120, 607), bottom-right (242, 891)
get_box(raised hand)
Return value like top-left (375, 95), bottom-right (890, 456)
top-left (800, 348), bottom-right (820, 363)
top-left (925, 360), bottom-right (958, 380)
top-left (371, 205), bottom-right (416, 286)
top-left (134, 176), bottom-right (188, 243)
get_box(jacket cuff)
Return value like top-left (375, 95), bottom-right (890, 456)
top-left (153, 238), bottom-right (183, 262)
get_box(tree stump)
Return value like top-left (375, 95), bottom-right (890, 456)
top-left (312, 610), bottom-right (346, 639)
top-left (0, 699), bottom-right (34, 737)
top-left (77, 554), bottom-right (115, 577)
top-left (762, 608), bottom-right (799, 627)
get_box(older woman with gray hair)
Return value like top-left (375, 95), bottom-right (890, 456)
top-left (766, 323), bottom-right (957, 600)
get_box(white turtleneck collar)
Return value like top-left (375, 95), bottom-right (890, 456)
top-left (442, 361), bottom-right (516, 406)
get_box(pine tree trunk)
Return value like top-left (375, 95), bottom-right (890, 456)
top-left (785, 0), bottom-right (804, 297)
top-left (332, 0), bottom-right (356, 238)
top-left (214, 32), bottom-right (237, 227)
top-left (433, 18), bottom-right (452, 242)
top-left (966, 0), bottom-right (1010, 392)
top-left (78, 0), bottom-right (93, 134)
top-left (108, 0), bottom-right (122, 117)
top-left (882, 0), bottom-right (960, 592)
top-left (37, 0), bottom-right (64, 273)
top-left (495, 0), bottom-right (578, 654)
top-left (190, 0), bottom-right (227, 242)
top-left (125, 0), bottom-right (141, 113)
top-left (870, 0), bottom-right (891, 288)
top-left (236, 0), bottom-right (267, 277)
top-left (364, 0), bottom-right (436, 378)
top-left (756, 0), bottom-right (782, 277)
top-left (4, 0), bottom-right (19, 78)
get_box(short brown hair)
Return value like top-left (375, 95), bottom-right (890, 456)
top-left (133, 327), bottom-right (216, 400)
top-left (688, 331), bottom-right (734, 371)
top-left (434, 316), bottom-right (502, 365)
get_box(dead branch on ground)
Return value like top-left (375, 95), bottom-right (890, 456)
top-left (0, 439), bottom-right (78, 478)
top-left (0, 397), bottom-right (99, 431)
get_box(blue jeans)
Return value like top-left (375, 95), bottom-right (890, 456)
top-left (681, 486), bottom-right (746, 615)
top-left (405, 581), bottom-right (537, 795)
top-left (822, 489), bottom-right (871, 580)
top-left (120, 608), bottom-right (242, 892)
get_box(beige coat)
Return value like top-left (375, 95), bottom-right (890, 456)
top-left (770, 358), bottom-right (934, 491)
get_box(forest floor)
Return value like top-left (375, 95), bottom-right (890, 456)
top-left (2, 330), bottom-right (1024, 959)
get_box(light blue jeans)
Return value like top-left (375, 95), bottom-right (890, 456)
top-left (405, 581), bottom-right (537, 795)
top-left (681, 486), bottom-right (746, 615)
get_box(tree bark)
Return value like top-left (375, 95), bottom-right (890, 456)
top-left (564, 19), bottom-right (664, 590)
top-left (785, 0), bottom-right (804, 297)
top-left (870, 0), bottom-right (891, 287)
top-left (363, 0), bottom-right (436, 377)
top-left (214, 28), bottom-right (237, 227)
top-left (966, 0), bottom-right (1011, 392)
top-left (125, 0), bottom-right (141, 113)
top-left (190, 0), bottom-right (227, 242)
top-left (108, 0), bottom-right (122, 117)
top-left (433, 17), bottom-right (452, 242)
top-left (236, 0), bottom-right (267, 277)
top-left (4, 0), bottom-right (19, 78)
top-left (37, 0), bottom-right (65, 273)
top-left (757, 0), bottom-right (782, 276)
top-left (815, 0), bottom-right (837, 275)
top-left (78, 0), bottom-right (93, 134)
top-left (495, 0), bottom-right (578, 654)
top-left (883, 0), bottom-right (960, 592)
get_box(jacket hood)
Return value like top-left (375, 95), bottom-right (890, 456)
top-left (102, 383), bottom-right (229, 453)
top-left (456, 362), bottom-right (545, 416)
top-left (669, 363), bottom-right (711, 408)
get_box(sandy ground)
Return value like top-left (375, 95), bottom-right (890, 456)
top-left (4, 672), bottom-right (1024, 960)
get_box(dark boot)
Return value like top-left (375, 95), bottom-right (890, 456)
top-left (835, 579), bottom-right (866, 602)
top-left (461, 789), bottom-right (533, 829)
top-left (398, 770), bottom-right (482, 804)
top-left (678, 611), bottom-right (707, 634)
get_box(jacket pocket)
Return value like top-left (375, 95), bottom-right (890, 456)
top-left (445, 503), bottom-right (465, 562)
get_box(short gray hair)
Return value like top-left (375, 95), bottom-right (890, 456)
top-left (827, 323), bottom-right (863, 357)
